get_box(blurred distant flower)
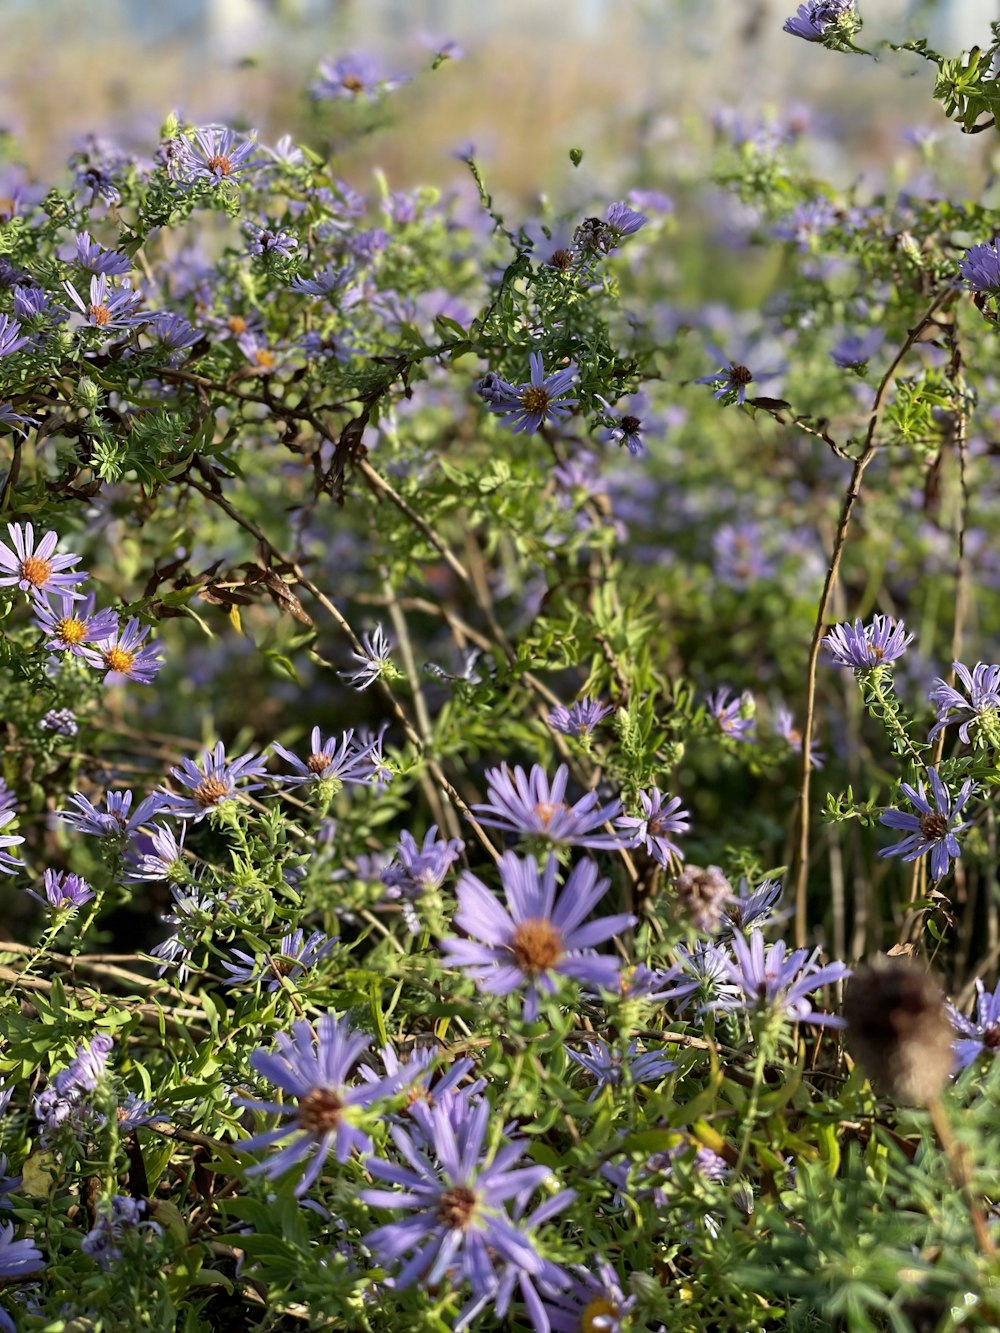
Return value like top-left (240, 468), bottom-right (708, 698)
top-left (830, 328), bottom-right (882, 369)
top-left (713, 522), bottom-right (774, 587)
top-left (705, 686), bottom-right (756, 741)
top-left (547, 696), bottom-right (614, 737)
top-left (340, 624), bottom-right (395, 691)
top-left (72, 230), bottom-right (131, 277)
top-left (772, 198), bottom-right (838, 250)
top-left (481, 352), bottom-right (578, 435)
top-left (822, 614), bottom-right (913, 671)
top-left (178, 126), bottom-right (258, 186)
top-left (719, 878), bottom-right (786, 935)
top-left (879, 767), bottom-right (974, 881)
top-left (311, 53), bottom-right (408, 101)
top-left (773, 706), bottom-right (824, 768)
top-left (39, 708), bottom-right (77, 737)
top-left (245, 221), bottom-right (298, 259)
top-left (928, 661), bottom-right (1000, 743)
top-left (674, 864), bottom-right (733, 933)
top-left (288, 263), bottom-right (355, 297)
top-left (595, 395), bottom-right (645, 456)
top-left (148, 311), bottom-right (203, 356)
top-left (0, 315), bottom-right (29, 359)
top-left (948, 979), bottom-right (1000, 1069)
top-left (605, 201), bottom-right (649, 239)
top-left (959, 239), bottom-right (1000, 293)
top-left (783, 0), bottom-right (860, 43)
top-left (0, 810), bottom-right (25, 875)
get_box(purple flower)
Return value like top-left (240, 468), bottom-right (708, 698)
top-left (311, 53), bottom-right (408, 101)
top-left (340, 624), bottom-right (394, 691)
top-left (546, 696), bottom-right (614, 737)
top-left (472, 763), bottom-right (624, 850)
top-left (125, 822), bottom-right (186, 882)
top-left (566, 1039), bottom-right (676, 1098)
top-left (72, 231), bottom-right (132, 277)
top-left (360, 1098), bottom-right (558, 1317)
top-left (235, 1014), bottom-right (403, 1196)
top-left (178, 126), bottom-right (258, 186)
top-left (0, 810), bottom-right (25, 875)
top-left (712, 522), bottom-right (775, 588)
top-left (0, 1224), bottom-right (44, 1280)
top-left (63, 273), bottom-right (145, 331)
top-left (482, 352), bottom-right (578, 435)
top-left (959, 239), bottom-right (1000, 294)
top-left (81, 1195), bottom-right (158, 1270)
top-left (221, 929), bottom-right (337, 989)
top-left (159, 741), bottom-right (270, 821)
top-left (879, 767), bottom-right (974, 882)
top-left (0, 782), bottom-right (13, 817)
top-left (0, 315), bottom-right (29, 359)
top-left (0, 404), bottom-right (37, 437)
top-left (543, 1259), bottom-right (635, 1333)
top-left (440, 851), bottom-right (636, 1020)
top-left (693, 353), bottom-right (779, 407)
top-left (928, 662), bottom-right (1000, 744)
top-left (719, 878), bottom-right (786, 936)
top-left (773, 706), bottom-right (825, 768)
top-left (712, 929), bottom-right (850, 1027)
top-left (772, 199), bottom-right (838, 250)
top-left (79, 616), bottom-right (163, 684)
top-left (288, 264), bottom-right (355, 299)
top-left (271, 726), bottom-right (376, 791)
top-left (381, 825), bottom-right (465, 899)
top-left (147, 311), bottom-right (203, 355)
top-left (55, 789), bottom-right (167, 846)
top-left (830, 329), bottom-right (883, 369)
top-left (245, 221), bottom-right (298, 259)
top-left (705, 687), bottom-right (756, 742)
top-left (783, 0), bottom-right (859, 42)
top-left (822, 614), bottom-right (914, 671)
top-left (594, 395), bottom-right (645, 456)
top-left (948, 980), bottom-right (1000, 1069)
top-left (33, 591), bottom-right (118, 655)
top-left (27, 869), bottom-right (95, 913)
top-left (604, 201), bottom-right (649, 239)
top-left (615, 788), bottom-right (690, 867)
top-left (33, 1032), bottom-right (115, 1136)
top-left (0, 522), bottom-right (86, 599)
top-left (39, 708), bottom-right (77, 736)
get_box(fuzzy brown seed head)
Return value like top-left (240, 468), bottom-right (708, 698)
top-left (550, 248), bottom-right (574, 270)
top-left (511, 918), bottom-right (564, 974)
top-left (296, 1088), bottom-right (344, 1134)
top-left (843, 957), bottom-right (953, 1105)
top-left (674, 864), bottom-right (732, 933)
top-left (192, 776), bottom-right (229, 808)
top-left (437, 1185), bottom-right (478, 1229)
top-left (729, 364), bottom-right (753, 386)
top-left (919, 811), bottom-right (949, 841)
top-left (307, 752), bottom-right (332, 774)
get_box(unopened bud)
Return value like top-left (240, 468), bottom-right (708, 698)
top-left (75, 376), bottom-right (101, 410)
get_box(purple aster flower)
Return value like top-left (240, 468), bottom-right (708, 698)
top-left (604, 200), bottom-right (649, 240)
top-left (159, 741), bottom-right (269, 821)
top-left (483, 352), bottom-right (578, 435)
top-left (711, 929), bottom-right (850, 1027)
top-left (39, 708), bottom-right (77, 736)
top-left (959, 239), bottom-right (1000, 294)
top-left (311, 52), bottom-right (408, 101)
top-left (289, 265), bottom-right (355, 298)
top-left (0, 1223), bottom-right (44, 1280)
top-left (471, 763), bottom-right (624, 850)
top-left (125, 822), bottom-right (186, 882)
top-left (32, 590), bottom-right (118, 655)
top-left (221, 929), bottom-right (337, 989)
top-left (178, 126), bottom-right (258, 186)
top-left (271, 726), bottom-right (376, 791)
top-left (546, 696), bottom-right (614, 737)
top-left (360, 1098), bottom-right (557, 1318)
top-left (0, 810), bottom-right (25, 875)
top-left (149, 879), bottom-right (228, 983)
top-left (705, 686), bottom-right (756, 741)
top-left (55, 789), bottom-right (167, 846)
top-left (712, 522), bottom-right (775, 588)
top-left (544, 1258), bottom-right (635, 1333)
top-left (63, 273), bottom-right (145, 331)
top-left (948, 980), bottom-right (1000, 1069)
top-left (71, 231), bottom-right (132, 277)
top-left (614, 963), bottom-right (686, 1004)
top-left (822, 614), bottom-right (914, 671)
top-left (719, 877), bottom-right (786, 935)
top-left (80, 1195), bottom-right (159, 1270)
top-left (381, 825), bottom-right (465, 899)
top-left (0, 781), bottom-right (13, 816)
top-left (773, 705), bottom-right (825, 768)
top-left (566, 1039), bottom-right (676, 1098)
top-left (33, 1032), bottom-right (115, 1136)
top-left (13, 284), bottom-right (60, 325)
top-left (830, 329), bottom-right (883, 369)
top-left (928, 662), bottom-right (1000, 744)
top-left (594, 395), bottom-right (645, 456)
top-left (0, 522), bottom-right (86, 599)
top-left (236, 1014), bottom-right (404, 1196)
top-left (244, 221), bottom-right (298, 259)
top-left (879, 767), bottom-right (975, 882)
top-left (78, 616), bottom-right (163, 684)
top-left (27, 869), bottom-right (95, 913)
top-left (111, 1092), bottom-right (166, 1133)
top-left (772, 198), bottom-right (838, 250)
top-left (440, 851), bottom-right (636, 1020)
top-left (0, 315), bottom-right (29, 359)
top-left (147, 311), bottom-right (203, 355)
top-left (693, 353), bottom-right (779, 407)
top-left (0, 404), bottom-right (37, 437)
top-left (615, 788), bottom-right (690, 867)
top-left (340, 624), bottom-right (395, 691)
top-left (783, 0), bottom-right (859, 42)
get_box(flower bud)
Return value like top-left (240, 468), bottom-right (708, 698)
top-left (843, 955), bottom-right (953, 1105)
top-left (75, 376), bottom-right (102, 410)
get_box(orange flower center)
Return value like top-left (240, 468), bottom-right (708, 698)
top-left (192, 776), bottom-right (229, 808)
top-left (56, 616), bottom-right (87, 645)
top-left (254, 348), bottom-right (276, 369)
top-left (511, 918), bottom-right (564, 973)
top-left (296, 1088), bottom-right (344, 1134)
top-left (533, 800), bottom-right (565, 829)
top-left (207, 153), bottom-right (233, 177)
top-left (103, 646), bottom-right (135, 674)
top-left (88, 304), bottom-right (111, 327)
top-left (228, 315), bottom-right (248, 335)
top-left (307, 752), bottom-right (332, 774)
top-left (20, 555), bottom-right (54, 587)
top-left (342, 75), bottom-right (364, 93)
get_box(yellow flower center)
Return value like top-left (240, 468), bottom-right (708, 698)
top-left (103, 646), bottom-right (135, 674)
top-left (581, 1297), bottom-right (619, 1333)
top-left (520, 385), bottom-right (551, 416)
top-left (56, 616), bottom-right (87, 645)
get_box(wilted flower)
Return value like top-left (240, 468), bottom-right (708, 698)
top-left (673, 864), bottom-right (733, 933)
top-left (381, 825), bottom-right (465, 899)
top-left (879, 767), bottom-right (974, 882)
top-left (33, 1033), bottom-right (115, 1136)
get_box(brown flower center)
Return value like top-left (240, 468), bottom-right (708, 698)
top-left (729, 364), bottom-right (753, 386)
top-left (437, 1185), bottom-right (478, 1229)
top-left (296, 1087), bottom-right (344, 1134)
top-left (20, 555), bottom-right (54, 587)
top-left (56, 616), bottom-right (86, 644)
top-left (193, 776), bottom-right (229, 808)
top-left (511, 918), bottom-right (564, 973)
top-left (103, 646), bottom-right (135, 674)
top-left (307, 752), bottom-right (332, 774)
top-left (550, 248), bottom-right (574, 269)
top-left (207, 153), bottom-right (233, 177)
top-left (520, 386), bottom-right (551, 416)
top-left (983, 1023), bottom-right (1000, 1050)
top-left (919, 812), bottom-right (949, 841)
top-left (88, 304), bottom-right (111, 326)
top-left (342, 75), bottom-right (364, 93)
top-left (621, 415), bottom-right (642, 434)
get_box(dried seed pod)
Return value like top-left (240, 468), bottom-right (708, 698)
top-left (843, 955), bottom-right (953, 1105)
